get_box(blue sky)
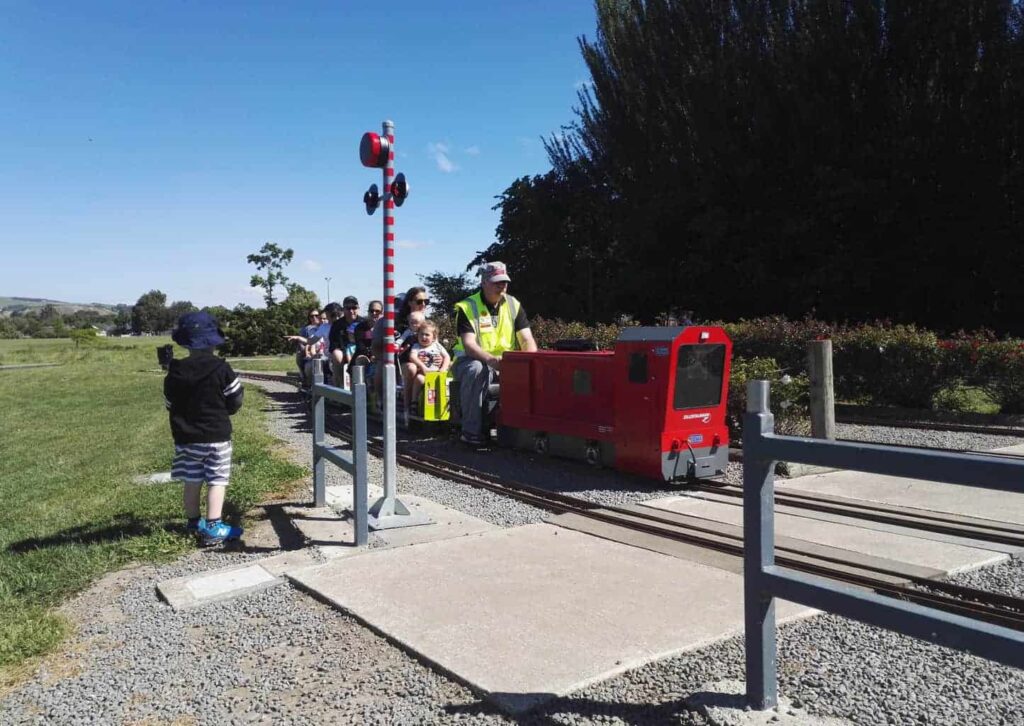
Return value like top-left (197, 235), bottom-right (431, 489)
top-left (1, 1), bottom-right (595, 309)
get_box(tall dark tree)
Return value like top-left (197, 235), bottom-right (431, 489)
top-left (490, 0), bottom-right (1024, 333)
top-left (131, 290), bottom-right (168, 334)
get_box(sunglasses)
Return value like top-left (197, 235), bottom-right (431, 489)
top-left (369, 309), bottom-right (383, 315)
top-left (413, 298), bottom-right (430, 305)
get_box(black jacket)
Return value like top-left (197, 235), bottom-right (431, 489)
top-left (164, 351), bottom-right (244, 444)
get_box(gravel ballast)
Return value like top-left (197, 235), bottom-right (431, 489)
top-left (3, 377), bottom-right (1023, 725)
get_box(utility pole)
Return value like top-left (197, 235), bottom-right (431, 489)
top-left (324, 276), bottom-right (332, 304)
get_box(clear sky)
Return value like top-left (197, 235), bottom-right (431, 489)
top-left (1, 1), bottom-right (596, 309)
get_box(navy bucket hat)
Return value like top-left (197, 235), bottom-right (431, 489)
top-left (172, 311), bottom-right (225, 349)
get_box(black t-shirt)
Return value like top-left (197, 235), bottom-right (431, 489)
top-left (455, 293), bottom-right (530, 337)
top-left (328, 319), bottom-right (346, 353)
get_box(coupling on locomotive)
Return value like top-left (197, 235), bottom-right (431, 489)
top-left (292, 261), bottom-right (732, 484)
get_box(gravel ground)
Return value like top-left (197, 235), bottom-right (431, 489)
top-left (836, 422), bottom-right (1024, 453)
top-left (3, 377), bottom-right (1023, 725)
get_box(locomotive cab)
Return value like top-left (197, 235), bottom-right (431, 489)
top-left (497, 325), bottom-right (732, 482)
top-left (613, 326), bottom-right (731, 481)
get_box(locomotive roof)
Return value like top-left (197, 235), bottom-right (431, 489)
top-left (616, 326), bottom-right (687, 342)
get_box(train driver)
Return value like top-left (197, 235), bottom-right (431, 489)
top-left (452, 261), bottom-right (537, 446)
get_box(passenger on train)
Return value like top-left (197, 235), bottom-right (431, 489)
top-left (402, 319), bottom-right (450, 424)
top-left (318, 302), bottom-right (343, 387)
top-left (452, 261), bottom-right (537, 446)
top-left (353, 299), bottom-right (382, 382)
top-left (284, 308), bottom-right (322, 390)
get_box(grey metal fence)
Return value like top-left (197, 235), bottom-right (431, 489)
top-left (743, 379), bottom-right (1024, 709)
top-left (311, 366), bottom-right (368, 547)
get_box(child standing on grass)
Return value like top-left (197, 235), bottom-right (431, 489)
top-left (164, 312), bottom-right (245, 547)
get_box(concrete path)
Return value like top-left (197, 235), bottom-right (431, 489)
top-left (779, 461), bottom-right (1024, 526)
top-left (641, 495), bottom-right (1008, 575)
top-left (286, 523), bottom-right (813, 714)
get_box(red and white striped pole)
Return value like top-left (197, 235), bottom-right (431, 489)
top-left (359, 120), bottom-right (421, 529)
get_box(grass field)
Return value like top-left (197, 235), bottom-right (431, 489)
top-left (0, 337), bottom-right (306, 682)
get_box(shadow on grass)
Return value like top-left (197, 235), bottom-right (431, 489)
top-left (7, 512), bottom-right (164, 553)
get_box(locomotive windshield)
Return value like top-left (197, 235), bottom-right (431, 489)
top-left (673, 344), bottom-right (725, 409)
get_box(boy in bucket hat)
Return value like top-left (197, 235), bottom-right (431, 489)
top-left (165, 312), bottom-right (245, 546)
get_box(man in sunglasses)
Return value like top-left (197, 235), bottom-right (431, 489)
top-left (452, 261), bottom-right (537, 446)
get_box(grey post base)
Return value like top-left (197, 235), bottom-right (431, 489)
top-left (367, 495), bottom-right (433, 531)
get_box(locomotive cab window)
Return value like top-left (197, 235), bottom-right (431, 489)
top-left (628, 352), bottom-right (648, 383)
top-left (673, 344), bottom-right (725, 409)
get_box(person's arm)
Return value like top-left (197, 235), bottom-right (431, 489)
top-left (163, 374), bottom-right (174, 410)
top-left (284, 335), bottom-right (307, 344)
top-left (439, 346), bottom-right (451, 372)
top-left (222, 364), bottom-right (244, 414)
top-left (460, 331), bottom-right (502, 370)
top-left (411, 347), bottom-right (430, 374)
top-left (517, 327), bottom-right (538, 353)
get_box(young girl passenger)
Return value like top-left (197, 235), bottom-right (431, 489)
top-left (402, 320), bottom-right (450, 423)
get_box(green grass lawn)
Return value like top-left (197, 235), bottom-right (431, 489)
top-left (0, 338), bottom-right (306, 681)
top-left (225, 355), bottom-right (298, 373)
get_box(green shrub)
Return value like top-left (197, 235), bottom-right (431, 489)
top-left (975, 341), bottom-right (1024, 414)
top-left (722, 316), bottom-right (836, 373)
top-left (528, 316), bottom-right (624, 350)
top-left (833, 324), bottom-right (944, 408)
top-left (728, 356), bottom-right (810, 441)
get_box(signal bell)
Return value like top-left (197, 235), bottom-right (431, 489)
top-left (391, 173), bottom-right (409, 207)
top-left (363, 184), bottom-right (380, 215)
top-left (359, 132), bottom-right (391, 168)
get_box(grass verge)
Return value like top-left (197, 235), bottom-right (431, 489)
top-left (0, 338), bottom-right (306, 681)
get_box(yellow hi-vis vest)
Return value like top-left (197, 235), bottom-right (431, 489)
top-left (453, 291), bottom-right (521, 358)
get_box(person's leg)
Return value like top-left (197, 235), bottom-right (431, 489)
top-left (401, 362), bottom-right (417, 410)
top-left (206, 485), bottom-right (226, 521)
top-left (199, 442), bottom-right (242, 546)
top-left (183, 484), bottom-right (202, 518)
top-left (410, 372), bottom-right (426, 412)
top-left (455, 358), bottom-right (488, 439)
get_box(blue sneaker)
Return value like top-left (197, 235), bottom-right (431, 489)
top-left (200, 519), bottom-right (243, 547)
top-left (186, 517), bottom-right (205, 537)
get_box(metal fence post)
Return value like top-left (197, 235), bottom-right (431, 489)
top-left (312, 366), bottom-right (326, 508)
top-left (744, 380), bottom-right (778, 709)
top-left (808, 339), bottom-right (836, 439)
top-left (351, 366), bottom-right (369, 546)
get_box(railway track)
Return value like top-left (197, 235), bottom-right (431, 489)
top-left (240, 370), bottom-right (1024, 631)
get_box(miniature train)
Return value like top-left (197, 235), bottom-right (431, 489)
top-left (375, 325), bottom-right (732, 483)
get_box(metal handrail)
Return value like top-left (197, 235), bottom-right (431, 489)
top-left (311, 366), bottom-right (368, 546)
top-left (743, 379), bottom-right (1024, 709)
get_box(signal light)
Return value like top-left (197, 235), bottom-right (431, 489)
top-left (363, 184), bottom-right (380, 215)
top-left (391, 173), bottom-right (409, 207)
top-left (359, 132), bottom-right (391, 168)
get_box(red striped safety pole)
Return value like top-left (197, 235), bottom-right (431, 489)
top-left (359, 120), bottom-right (416, 527)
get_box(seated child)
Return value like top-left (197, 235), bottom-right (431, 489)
top-left (402, 320), bottom-right (450, 420)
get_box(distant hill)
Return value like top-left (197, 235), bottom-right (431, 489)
top-left (0, 297), bottom-right (125, 317)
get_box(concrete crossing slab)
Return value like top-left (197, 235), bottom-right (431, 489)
top-left (779, 468), bottom-right (1024, 526)
top-left (286, 523), bottom-right (813, 714)
top-left (289, 486), bottom-right (498, 559)
top-left (641, 496), bottom-right (1006, 575)
top-left (158, 562), bottom-right (281, 610)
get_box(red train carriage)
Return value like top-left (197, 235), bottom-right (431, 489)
top-left (496, 326), bottom-right (732, 482)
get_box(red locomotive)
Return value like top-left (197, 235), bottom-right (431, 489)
top-left (496, 326), bottom-right (732, 482)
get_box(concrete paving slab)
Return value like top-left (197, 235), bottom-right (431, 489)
top-left (642, 496), bottom-right (1005, 575)
top-left (288, 491), bottom-right (497, 560)
top-left (158, 562), bottom-right (281, 610)
top-left (287, 523), bottom-right (813, 714)
top-left (131, 471), bottom-right (174, 484)
top-left (693, 489), bottom-right (1023, 555)
top-left (780, 469), bottom-right (1024, 525)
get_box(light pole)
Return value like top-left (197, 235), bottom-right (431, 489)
top-left (324, 276), bottom-right (332, 304)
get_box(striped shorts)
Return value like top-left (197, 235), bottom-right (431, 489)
top-left (171, 441), bottom-right (233, 487)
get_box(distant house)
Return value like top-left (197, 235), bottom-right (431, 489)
top-left (89, 325), bottom-right (108, 337)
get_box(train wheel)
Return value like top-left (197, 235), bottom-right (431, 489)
top-left (584, 441), bottom-right (601, 467)
top-left (533, 433), bottom-right (549, 455)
